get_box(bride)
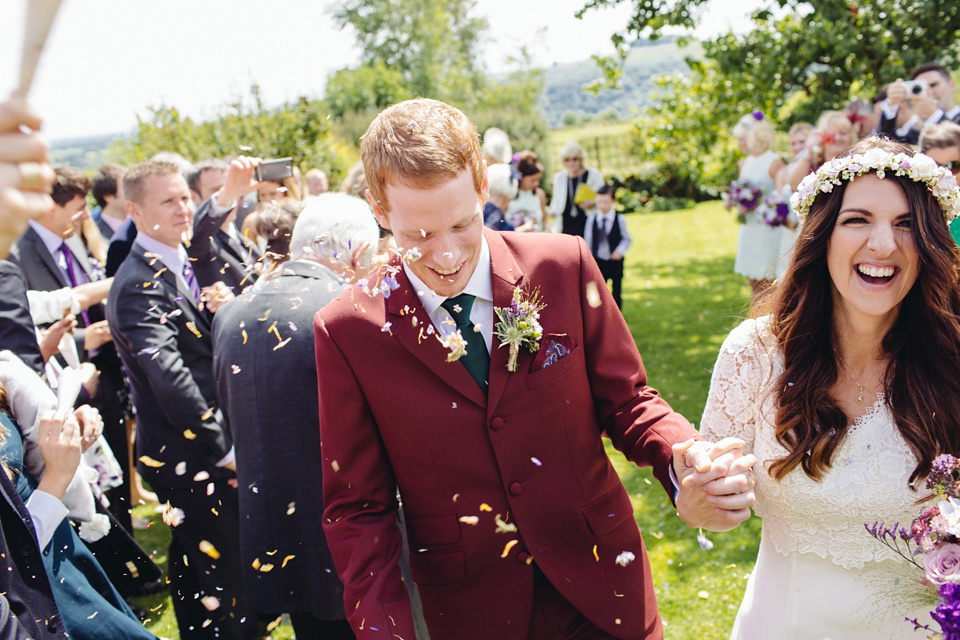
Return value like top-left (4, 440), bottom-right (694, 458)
top-left (700, 137), bottom-right (960, 639)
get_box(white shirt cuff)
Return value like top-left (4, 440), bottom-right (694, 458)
top-left (25, 490), bottom-right (68, 550)
top-left (896, 114), bottom-right (921, 137)
top-left (881, 100), bottom-right (899, 120)
top-left (668, 463), bottom-right (680, 502)
top-left (927, 109), bottom-right (945, 126)
top-left (210, 196), bottom-right (237, 215)
top-left (216, 446), bottom-right (236, 468)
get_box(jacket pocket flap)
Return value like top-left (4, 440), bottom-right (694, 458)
top-left (409, 511), bottom-right (461, 546)
top-left (581, 484), bottom-right (634, 537)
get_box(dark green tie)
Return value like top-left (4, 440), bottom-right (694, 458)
top-left (441, 293), bottom-right (489, 392)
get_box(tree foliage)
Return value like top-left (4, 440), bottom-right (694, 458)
top-left (324, 61), bottom-right (411, 119)
top-left (109, 85), bottom-right (346, 180)
top-left (331, 0), bottom-right (488, 105)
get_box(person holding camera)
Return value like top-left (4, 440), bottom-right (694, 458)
top-left (878, 63), bottom-right (960, 146)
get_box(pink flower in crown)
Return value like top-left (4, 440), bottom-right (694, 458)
top-left (821, 158), bottom-right (844, 179)
top-left (925, 543), bottom-right (960, 585)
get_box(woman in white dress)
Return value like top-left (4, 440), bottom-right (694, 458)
top-left (773, 122), bottom-right (814, 279)
top-left (731, 113), bottom-right (785, 303)
top-left (701, 137), bottom-right (960, 639)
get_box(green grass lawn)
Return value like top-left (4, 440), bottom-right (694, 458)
top-left (132, 200), bottom-right (756, 639)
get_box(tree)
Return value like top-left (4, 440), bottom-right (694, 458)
top-left (324, 62), bottom-right (411, 119)
top-left (331, 0), bottom-right (489, 105)
top-left (109, 84), bottom-right (346, 180)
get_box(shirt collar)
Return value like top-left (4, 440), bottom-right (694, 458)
top-left (29, 220), bottom-right (69, 256)
top-left (947, 105), bottom-right (960, 121)
top-left (134, 234), bottom-right (188, 276)
top-left (402, 235), bottom-right (492, 317)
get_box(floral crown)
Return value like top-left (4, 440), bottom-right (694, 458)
top-left (789, 147), bottom-right (960, 223)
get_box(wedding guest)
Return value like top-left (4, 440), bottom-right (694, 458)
top-left (212, 193), bottom-right (380, 640)
top-left (481, 127), bottom-right (512, 167)
top-left (787, 110), bottom-right (857, 191)
top-left (774, 121), bottom-right (814, 280)
top-left (878, 63), bottom-right (960, 145)
top-left (700, 137), bottom-right (960, 637)
top-left (505, 151), bottom-right (548, 232)
top-left (483, 163), bottom-right (515, 231)
top-left (549, 140), bottom-right (604, 236)
top-left (0, 354), bottom-right (155, 639)
top-left (731, 112), bottom-right (785, 303)
top-left (315, 98), bottom-right (756, 639)
top-left (340, 162), bottom-right (397, 255)
top-left (583, 184), bottom-right (631, 309)
top-left (251, 199), bottom-right (302, 270)
top-left (305, 168), bottom-right (328, 195)
top-left (108, 160), bottom-right (256, 639)
top-left (919, 120), bottom-right (960, 245)
top-left (187, 158), bottom-right (262, 292)
top-left (0, 97), bottom-right (55, 259)
top-left (91, 164), bottom-right (127, 241)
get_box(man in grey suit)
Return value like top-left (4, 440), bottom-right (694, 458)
top-left (108, 160), bottom-right (257, 639)
top-left (211, 193), bottom-right (379, 640)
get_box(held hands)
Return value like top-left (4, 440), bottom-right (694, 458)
top-left (39, 314), bottom-right (77, 362)
top-left (73, 405), bottom-right (103, 452)
top-left (36, 410), bottom-right (82, 500)
top-left (673, 437), bottom-right (757, 532)
top-left (213, 155), bottom-right (262, 209)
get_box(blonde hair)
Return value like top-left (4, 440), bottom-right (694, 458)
top-left (361, 99), bottom-right (484, 214)
top-left (920, 121), bottom-right (960, 152)
top-left (732, 114), bottom-right (775, 155)
top-left (816, 111), bottom-right (856, 140)
top-left (789, 122), bottom-right (814, 138)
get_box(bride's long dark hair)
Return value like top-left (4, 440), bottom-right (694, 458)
top-left (768, 137), bottom-right (960, 483)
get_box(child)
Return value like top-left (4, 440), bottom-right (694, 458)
top-left (583, 184), bottom-right (631, 309)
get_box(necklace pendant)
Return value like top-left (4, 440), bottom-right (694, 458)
top-left (857, 390), bottom-right (863, 403)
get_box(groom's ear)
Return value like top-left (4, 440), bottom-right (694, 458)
top-left (366, 188), bottom-right (390, 231)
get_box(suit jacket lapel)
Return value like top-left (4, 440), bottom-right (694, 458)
top-left (133, 246), bottom-right (211, 330)
top-left (386, 265), bottom-right (487, 408)
top-left (24, 228), bottom-right (67, 288)
top-left (484, 229), bottom-right (524, 413)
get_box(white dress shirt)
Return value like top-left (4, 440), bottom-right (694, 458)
top-left (402, 236), bottom-right (494, 355)
top-left (28, 220), bottom-right (90, 286)
top-left (584, 211), bottom-right (632, 260)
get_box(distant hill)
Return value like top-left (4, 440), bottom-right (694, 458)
top-left (50, 133), bottom-right (119, 171)
top-left (538, 37), bottom-right (702, 127)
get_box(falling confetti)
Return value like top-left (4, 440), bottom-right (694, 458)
top-left (501, 540), bottom-right (518, 558)
top-left (459, 516), bottom-right (479, 525)
top-left (201, 596), bottom-right (221, 611)
top-left (494, 514), bottom-right (517, 534)
top-left (531, 457), bottom-right (542, 467)
top-left (231, 364), bottom-right (241, 374)
top-left (586, 281), bottom-right (602, 308)
top-left (286, 502), bottom-right (296, 515)
top-left (479, 503), bottom-right (492, 512)
top-left (331, 460), bottom-right (340, 473)
top-left (282, 555), bottom-right (295, 567)
top-left (139, 455), bottom-right (165, 468)
top-left (242, 329), bottom-right (248, 344)
top-left (186, 321), bottom-right (202, 338)
top-left (615, 551), bottom-right (636, 567)
top-left (273, 338), bottom-right (292, 350)
top-left (183, 429), bottom-right (196, 440)
top-left (593, 545), bottom-right (599, 561)
top-left (199, 540), bottom-right (220, 559)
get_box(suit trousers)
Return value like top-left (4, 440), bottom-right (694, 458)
top-left (595, 258), bottom-right (624, 309)
top-left (527, 567), bottom-right (619, 640)
top-left (156, 480), bottom-right (257, 640)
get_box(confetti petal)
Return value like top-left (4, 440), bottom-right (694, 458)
top-left (138, 455), bottom-right (165, 468)
top-left (199, 540), bottom-right (220, 559)
top-left (501, 539), bottom-right (518, 558)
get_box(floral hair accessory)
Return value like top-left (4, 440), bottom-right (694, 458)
top-left (751, 110), bottom-right (765, 121)
top-left (790, 148), bottom-right (960, 223)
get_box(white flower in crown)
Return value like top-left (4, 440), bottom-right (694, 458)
top-left (791, 147), bottom-right (960, 223)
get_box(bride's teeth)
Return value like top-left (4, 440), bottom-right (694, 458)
top-left (857, 265), bottom-right (894, 278)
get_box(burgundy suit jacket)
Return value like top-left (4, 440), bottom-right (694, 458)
top-left (315, 229), bottom-right (696, 639)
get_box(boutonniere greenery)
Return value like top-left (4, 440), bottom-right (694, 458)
top-left (494, 286), bottom-right (546, 372)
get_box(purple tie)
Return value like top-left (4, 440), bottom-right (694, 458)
top-left (58, 243), bottom-right (91, 326)
top-left (182, 260), bottom-right (202, 302)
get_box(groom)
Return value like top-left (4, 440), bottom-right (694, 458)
top-left (314, 99), bottom-right (755, 640)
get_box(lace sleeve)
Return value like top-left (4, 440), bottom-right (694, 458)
top-left (699, 318), bottom-right (778, 455)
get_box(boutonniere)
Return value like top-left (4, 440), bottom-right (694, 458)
top-left (494, 286), bottom-right (546, 372)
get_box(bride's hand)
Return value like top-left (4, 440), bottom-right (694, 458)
top-left (673, 437), bottom-right (757, 532)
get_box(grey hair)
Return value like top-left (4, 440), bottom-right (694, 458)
top-left (482, 128), bottom-right (512, 164)
top-left (559, 140), bottom-right (585, 162)
top-left (290, 193), bottom-right (380, 269)
top-left (487, 163), bottom-right (518, 198)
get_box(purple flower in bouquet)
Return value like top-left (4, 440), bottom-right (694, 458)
top-left (724, 180), bottom-right (765, 223)
top-left (757, 194), bottom-right (793, 228)
top-left (932, 582), bottom-right (960, 639)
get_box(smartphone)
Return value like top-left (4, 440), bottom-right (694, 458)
top-left (904, 79), bottom-right (928, 97)
top-left (255, 157), bottom-right (294, 183)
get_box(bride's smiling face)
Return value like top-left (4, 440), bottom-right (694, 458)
top-left (827, 174), bottom-right (919, 326)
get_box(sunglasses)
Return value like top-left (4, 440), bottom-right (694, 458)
top-left (938, 160), bottom-right (960, 172)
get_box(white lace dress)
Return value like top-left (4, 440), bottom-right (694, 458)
top-left (700, 318), bottom-right (933, 640)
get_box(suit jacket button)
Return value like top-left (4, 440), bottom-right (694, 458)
top-left (20, 545), bottom-right (31, 557)
top-left (517, 551), bottom-right (530, 564)
top-left (509, 482), bottom-right (522, 496)
top-left (47, 614), bottom-right (60, 631)
top-left (491, 417), bottom-right (505, 431)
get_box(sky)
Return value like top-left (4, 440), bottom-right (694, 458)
top-left (0, 0), bottom-right (760, 142)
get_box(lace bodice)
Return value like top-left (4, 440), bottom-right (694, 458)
top-left (700, 317), bottom-right (919, 569)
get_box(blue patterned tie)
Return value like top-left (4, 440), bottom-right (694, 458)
top-left (441, 294), bottom-right (489, 393)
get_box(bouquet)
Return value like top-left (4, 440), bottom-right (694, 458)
top-left (755, 193), bottom-right (792, 228)
top-left (723, 180), bottom-right (764, 224)
top-left (867, 454), bottom-right (960, 638)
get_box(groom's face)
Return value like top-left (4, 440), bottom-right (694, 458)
top-left (373, 168), bottom-right (487, 298)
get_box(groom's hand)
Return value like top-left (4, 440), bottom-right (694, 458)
top-left (673, 437), bottom-right (756, 532)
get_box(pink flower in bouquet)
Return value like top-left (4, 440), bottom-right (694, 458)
top-left (925, 543), bottom-right (960, 585)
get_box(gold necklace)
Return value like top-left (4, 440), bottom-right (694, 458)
top-left (833, 348), bottom-right (872, 404)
